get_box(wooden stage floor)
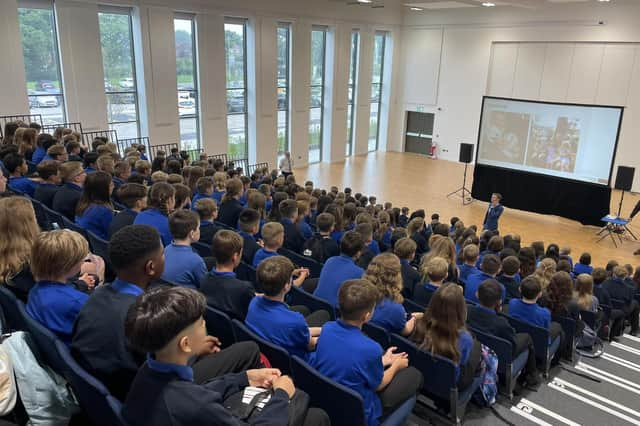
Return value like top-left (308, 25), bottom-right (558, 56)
top-left (294, 151), bottom-right (640, 268)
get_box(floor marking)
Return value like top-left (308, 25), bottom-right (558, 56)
top-left (622, 334), bottom-right (640, 344)
top-left (601, 353), bottom-right (640, 373)
top-left (576, 362), bottom-right (640, 391)
top-left (611, 341), bottom-right (640, 357)
top-left (510, 405), bottom-right (555, 426)
top-left (518, 398), bottom-right (581, 426)
top-left (575, 364), bottom-right (640, 396)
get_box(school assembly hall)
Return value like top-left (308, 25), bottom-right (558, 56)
top-left (2, 0), bottom-right (640, 425)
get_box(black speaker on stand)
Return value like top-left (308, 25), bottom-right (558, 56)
top-left (447, 143), bottom-right (474, 205)
top-left (615, 165), bottom-right (635, 217)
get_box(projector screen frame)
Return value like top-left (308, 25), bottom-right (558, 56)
top-left (475, 95), bottom-right (625, 188)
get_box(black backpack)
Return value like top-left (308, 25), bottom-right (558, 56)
top-left (302, 234), bottom-right (328, 263)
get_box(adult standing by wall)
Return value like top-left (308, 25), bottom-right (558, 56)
top-left (279, 151), bottom-right (293, 179)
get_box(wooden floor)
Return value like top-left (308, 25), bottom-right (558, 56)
top-left (295, 151), bottom-right (640, 268)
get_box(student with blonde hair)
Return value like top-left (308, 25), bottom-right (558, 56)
top-left (133, 182), bottom-right (176, 246)
top-left (193, 198), bottom-right (221, 244)
top-left (573, 273), bottom-right (599, 312)
top-left (53, 161), bottom-right (86, 220)
top-left (407, 217), bottom-right (428, 259)
top-left (252, 222), bottom-right (285, 268)
top-left (414, 256), bottom-right (449, 307)
top-left (212, 171), bottom-right (227, 204)
top-left (533, 258), bottom-right (556, 290)
top-left (394, 237), bottom-right (421, 299)
top-left (421, 236), bottom-right (459, 283)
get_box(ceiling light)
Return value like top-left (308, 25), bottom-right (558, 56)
top-left (410, 6), bottom-right (424, 10)
top-left (482, 2), bottom-right (495, 6)
top-left (357, 0), bottom-right (373, 3)
top-left (597, 0), bottom-right (610, 2)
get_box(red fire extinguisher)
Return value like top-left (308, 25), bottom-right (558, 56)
top-left (429, 142), bottom-right (437, 159)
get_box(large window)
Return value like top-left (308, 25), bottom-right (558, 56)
top-left (346, 31), bottom-right (359, 157)
top-left (368, 32), bottom-right (386, 152)
top-left (99, 8), bottom-right (140, 139)
top-left (174, 16), bottom-right (199, 150)
top-left (277, 23), bottom-right (291, 159)
top-left (18, 3), bottom-right (66, 125)
top-left (224, 19), bottom-right (248, 158)
top-left (309, 27), bottom-right (327, 163)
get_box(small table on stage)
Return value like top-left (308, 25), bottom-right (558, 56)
top-left (596, 215), bottom-right (637, 248)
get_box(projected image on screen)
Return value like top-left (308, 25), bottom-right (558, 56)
top-left (477, 97), bottom-right (623, 185)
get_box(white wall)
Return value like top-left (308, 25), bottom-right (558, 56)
top-left (0, 0), bottom-right (30, 116)
top-left (395, 1), bottom-right (640, 191)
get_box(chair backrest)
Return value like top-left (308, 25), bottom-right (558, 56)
top-left (61, 216), bottom-right (89, 240)
top-left (287, 286), bottom-right (336, 320)
top-left (87, 231), bottom-right (111, 267)
top-left (41, 205), bottom-right (66, 230)
top-left (30, 198), bottom-right (52, 231)
top-left (390, 333), bottom-right (458, 400)
top-left (291, 356), bottom-right (366, 426)
top-left (235, 262), bottom-right (258, 288)
top-left (278, 248), bottom-right (323, 278)
top-left (204, 306), bottom-right (236, 349)
top-left (468, 326), bottom-right (512, 374)
top-left (54, 340), bottom-right (127, 426)
top-left (402, 299), bottom-right (425, 314)
top-left (362, 322), bottom-right (390, 349)
top-left (0, 286), bottom-right (26, 332)
top-left (191, 241), bottom-right (211, 258)
top-left (580, 310), bottom-right (597, 329)
top-left (503, 314), bottom-right (550, 361)
top-left (231, 319), bottom-right (292, 374)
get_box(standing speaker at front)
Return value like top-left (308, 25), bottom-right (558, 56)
top-left (459, 143), bottom-right (474, 164)
top-left (615, 166), bottom-right (635, 191)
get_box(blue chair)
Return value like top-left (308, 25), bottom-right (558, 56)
top-left (469, 326), bottom-right (527, 399)
top-left (231, 319), bottom-right (292, 374)
top-left (191, 241), bottom-right (211, 258)
top-left (390, 333), bottom-right (481, 425)
top-left (87, 231), bottom-right (115, 281)
top-left (362, 322), bottom-right (390, 349)
top-left (287, 286), bottom-right (336, 320)
top-left (0, 285), bottom-right (26, 332)
top-left (278, 248), bottom-right (323, 278)
top-left (29, 197), bottom-right (52, 230)
top-left (580, 310), bottom-right (597, 330)
top-left (204, 306), bottom-right (236, 349)
top-left (503, 314), bottom-right (560, 377)
top-left (552, 314), bottom-right (577, 362)
top-left (235, 262), bottom-right (258, 288)
top-left (403, 298), bottom-right (425, 314)
top-left (61, 216), bottom-right (90, 241)
top-left (41, 204), bottom-right (66, 230)
top-left (54, 340), bottom-right (127, 426)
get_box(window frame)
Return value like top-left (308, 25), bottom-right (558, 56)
top-left (174, 14), bottom-right (200, 150)
top-left (369, 31), bottom-right (386, 152)
top-left (309, 26), bottom-right (327, 164)
top-left (346, 30), bottom-right (359, 157)
top-left (224, 17), bottom-right (249, 159)
top-left (277, 22), bottom-right (291, 157)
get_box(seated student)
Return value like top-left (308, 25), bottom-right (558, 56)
top-left (217, 178), bottom-right (244, 228)
top-left (314, 231), bottom-right (365, 306)
top-left (296, 200), bottom-right (313, 240)
top-left (302, 212), bottom-right (340, 264)
top-left (498, 256), bottom-right (521, 300)
top-left (193, 198), bottom-right (221, 244)
top-left (161, 210), bottom-right (207, 289)
top-left (574, 273), bottom-right (599, 313)
top-left (112, 161), bottom-right (131, 192)
top-left (122, 286), bottom-right (318, 426)
top-left (366, 253), bottom-right (422, 336)
top-left (109, 183), bottom-right (147, 239)
top-left (508, 276), bottom-right (564, 343)
top-left (75, 171), bottom-right (114, 240)
top-left (53, 161), bottom-right (87, 221)
top-left (252, 222), bottom-right (285, 268)
top-left (464, 254), bottom-right (504, 304)
top-left (66, 140), bottom-right (83, 163)
top-left (592, 267), bottom-right (625, 338)
top-left (398, 207), bottom-right (409, 228)
top-left (5, 153), bottom-right (37, 197)
top-left (412, 283), bottom-right (481, 391)
top-left (33, 160), bottom-right (61, 208)
top-left (414, 256), bottom-right (448, 307)
top-left (459, 244), bottom-right (480, 285)
top-left (133, 182), bottom-right (175, 246)
top-left (83, 152), bottom-right (99, 173)
top-left (603, 266), bottom-right (640, 335)
top-left (211, 171), bottom-right (226, 204)
top-left (199, 231), bottom-right (255, 320)
top-left (573, 252), bottom-right (593, 275)
top-left (394, 237), bottom-right (421, 299)
top-left (407, 217), bottom-right (428, 259)
top-left (312, 279), bottom-right (422, 426)
top-left (26, 230), bottom-right (90, 345)
top-left (467, 280), bottom-right (540, 387)
top-left (191, 176), bottom-right (215, 206)
top-left (71, 225), bottom-right (263, 402)
top-left (245, 256), bottom-right (329, 360)
top-left (279, 199), bottom-right (305, 253)
top-left (237, 208), bottom-right (261, 265)
top-left (559, 246), bottom-right (573, 270)
top-left (355, 222), bottom-right (377, 269)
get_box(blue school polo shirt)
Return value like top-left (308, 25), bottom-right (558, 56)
top-left (26, 281), bottom-right (89, 345)
top-left (573, 263), bottom-right (593, 275)
top-left (330, 230), bottom-right (344, 244)
top-left (191, 192), bottom-right (214, 207)
top-left (76, 204), bottom-right (114, 240)
top-left (368, 240), bottom-right (381, 255)
top-left (32, 146), bottom-right (46, 164)
top-left (464, 272), bottom-right (505, 304)
top-left (133, 208), bottom-right (172, 246)
top-left (370, 298), bottom-right (407, 334)
top-left (311, 320), bottom-right (384, 426)
top-left (245, 297), bottom-right (310, 360)
top-left (161, 244), bottom-right (207, 289)
top-left (458, 264), bottom-right (479, 284)
top-left (146, 355), bottom-right (193, 381)
top-left (508, 299), bottom-right (551, 329)
top-left (314, 255), bottom-right (364, 306)
top-left (252, 248), bottom-right (278, 268)
top-left (8, 176), bottom-right (37, 197)
top-left (457, 330), bottom-right (473, 380)
top-left (298, 221), bottom-right (313, 240)
top-left (212, 190), bottom-right (225, 204)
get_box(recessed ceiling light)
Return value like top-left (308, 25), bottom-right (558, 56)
top-left (410, 6), bottom-right (424, 10)
top-left (357, 0), bottom-right (373, 3)
top-left (597, 0), bottom-right (610, 2)
top-left (482, 2), bottom-right (495, 6)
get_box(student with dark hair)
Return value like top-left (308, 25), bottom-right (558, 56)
top-left (355, 222), bottom-right (376, 269)
top-left (109, 183), bottom-right (148, 238)
top-left (603, 266), bottom-right (640, 335)
top-left (83, 152), bottom-right (99, 173)
top-left (464, 254), bottom-right (504, 304)
top-left (161, 210), bottom-right (207, 288)
top-left (218, 178), bottom-right (243, 227)
top-left (483, 192), bottom-right (503, 232)
top-left (394, 237), bottom-right (421, 299)
top-left (191, 177), bottom-right (215, 206)
top-left (237, 208), bottom-right (261, 265)
top-left (459, 244), bottom-right (480, 285)
top-left (302, 212), bottom-right (340, 263)
top-left (133, 182), bottom-right (175, 246)
top-left (5, 153), bottom-right (37, 197)
top-left (592, 267), bottom-right (625, 339)
top-left (172, 183), bottom-right (192, 210)
top-left (199, 230), bottom-right (255, 320)
top-left (279, 198), bottom-right (305, 253)
top-left (314, 231), bottom-right (365, 306)
top-left (75, 171), bottom-right (114, 240)
top-left (498, 256), bottom-right (521, 299)
top-left (574, 253), bottom-right (593, 275)
top-left (71, 225), bottom-right (262, 402)
top-left (312, 279), bottom-right (422, 426)
top-left (33, 160), bottom-right (61, 208)
top-left (122, 286), bottom-right (316, 426)
top-left (467, 280), bottom-right (539, 387)
top-left (246, 256), bottom-right (329, 360)
top-left (52, 161), bottom-right (86, 220)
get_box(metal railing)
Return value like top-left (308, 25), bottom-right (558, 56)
top-left (82, 130), bottom-right (118, 148)
top-left (0, 114), bottom-right (43, 139)
top-left (41, 122), bottom-right (83, 136)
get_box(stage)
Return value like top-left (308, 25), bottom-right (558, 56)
top-left (295, 151), bottom-right (640, 268)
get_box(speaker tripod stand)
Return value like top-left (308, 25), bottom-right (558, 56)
top-left (447, 162), bottom-right (474, 205)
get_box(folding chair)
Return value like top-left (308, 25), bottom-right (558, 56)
top-left (204, 306), bottom-right (236, 349)
top-left (362, 322), bottom-right (390, 349)
top-left (232, 319), bottom-right (293, 374)
top-left (503, 314), bottom-right (561, 377)
top-left (287, 286), bottom-right (336, 320)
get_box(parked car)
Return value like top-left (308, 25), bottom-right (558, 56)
top-left (227, 93), bottom-right (245, 113)
top-left (29, 94), bottom-right (59, 108)
top-left (37, 80), bottom-right (57, 91)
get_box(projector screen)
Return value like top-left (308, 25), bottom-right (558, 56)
top-left (476, 97), bottom-right (623, 186)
